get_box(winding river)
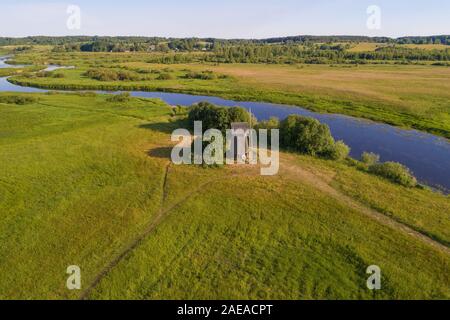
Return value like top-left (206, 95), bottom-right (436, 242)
top-left (1, 57), bottom-right (449, 193)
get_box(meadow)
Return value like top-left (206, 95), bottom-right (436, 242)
top-left (346, 42), bottom-right (448, 52)
top-left (0, 92), bottom-right (448, 299)
top-left (7, 48), bottom-right (450, 138)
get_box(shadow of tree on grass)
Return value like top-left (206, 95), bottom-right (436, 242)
top-left (138, 118), bottom-right (189, 134)
top-left (147, 147), bottom-right (173, 160)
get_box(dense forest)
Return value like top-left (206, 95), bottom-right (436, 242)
top-left (208, 44), bottom-right (450, 64)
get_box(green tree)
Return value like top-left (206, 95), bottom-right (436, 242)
top-left (280, 115), bottom-right (335, 156)
top-left (324, 140), bottom-right (350, 161)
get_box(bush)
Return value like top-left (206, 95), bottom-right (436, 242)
top-left (75, 92), bottom-right (97, 97)
top-left (36, 71), bottom-right (65, 78)
top-left (116, 70), bottom-right (140, 81)
top-left (0, 95), bottom-right (38, 105)
top-left (324, 140), bottom-right (350, 160)
top-left (184, 71), bottom-right (216, 80)
top-left (280, 115), bottom-right (335, 156)
top-left (84, 68), bottom-right (141, 81)
top-left (156, 73), bottom-right (174, 80)
top-left (106, 92), bottom-right (131, 103)
top-left (20, 73), bottom-right (35, 78)
top-left (172, 105), bottom-right (188, 116)
top-left (361, 152), bottom-right (380, 166)
top-left (36, 71), bottom-right (53, 78)
top-left (136, 68), bottom-right (153, 74)
top-left (369, 162), bottom-right (417, 187)
top-left (85, 68), bottom-right (118, 81)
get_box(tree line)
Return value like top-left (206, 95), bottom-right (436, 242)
top-left (3, 36), bottom-right (449, 64)
top-left (1, 35), bottom-right (449, 48)
top-left (208, 44), bottom-right (450, 64)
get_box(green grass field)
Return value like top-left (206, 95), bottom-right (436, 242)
top-left (0, 92), bottom-right (448, 299)
top-left (7, 49), bottom-right (450, 138)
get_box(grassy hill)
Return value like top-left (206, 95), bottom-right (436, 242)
top-left (0, 92), bottom-right (448, 299)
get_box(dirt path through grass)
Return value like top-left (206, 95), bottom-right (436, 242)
top-left (80, 163), bottom-right (224, 299)
top-left (279, 154), bottom-right (450, 255)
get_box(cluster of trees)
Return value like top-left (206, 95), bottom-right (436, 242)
top-left (51, 38), bottom-right (211, 53)
top-left (188, 102), bottom-right (254, 133)
top-left (79, 41), bottom-right (149, 52)
top-left (209, 44), bottom-right (341, 64)
top-left (51, 42), bottom-right (450, 64)
top-left (186, 103), bottom-right (417, 187)
top-left (0, 36), bottom-right (164, 46)
top-left (268, 115), bottom-right (350, 161)
top-left (209, 44), bottom-right (450, 64)
top-left (188, 105), bottom-right (349, 161)
top-left (348, 46), bottom-right (450, 61)
top-left (106, 92), bottom-right (131, 103)
top-left (260, 35), bottom-right (393, 44)
top-left (396, 35), bottom-right (450, 45)
top-left (144, 54), bottom-right (205, 64)
top-left (167, 39), bottom-right (211, 51)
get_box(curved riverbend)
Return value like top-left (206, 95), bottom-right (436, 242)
top-left (0, 62), bottom-right (449, 193)
top-left (0, 55), bottom-right (28, 69)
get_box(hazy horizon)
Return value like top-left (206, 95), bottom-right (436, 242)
top-left (1, 0), bottom-right (449, 38)
top-left (2, 34), bottom-right (449, 40)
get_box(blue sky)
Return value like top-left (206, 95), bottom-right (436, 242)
top-left (1, 0), bottom-right (449, 38)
